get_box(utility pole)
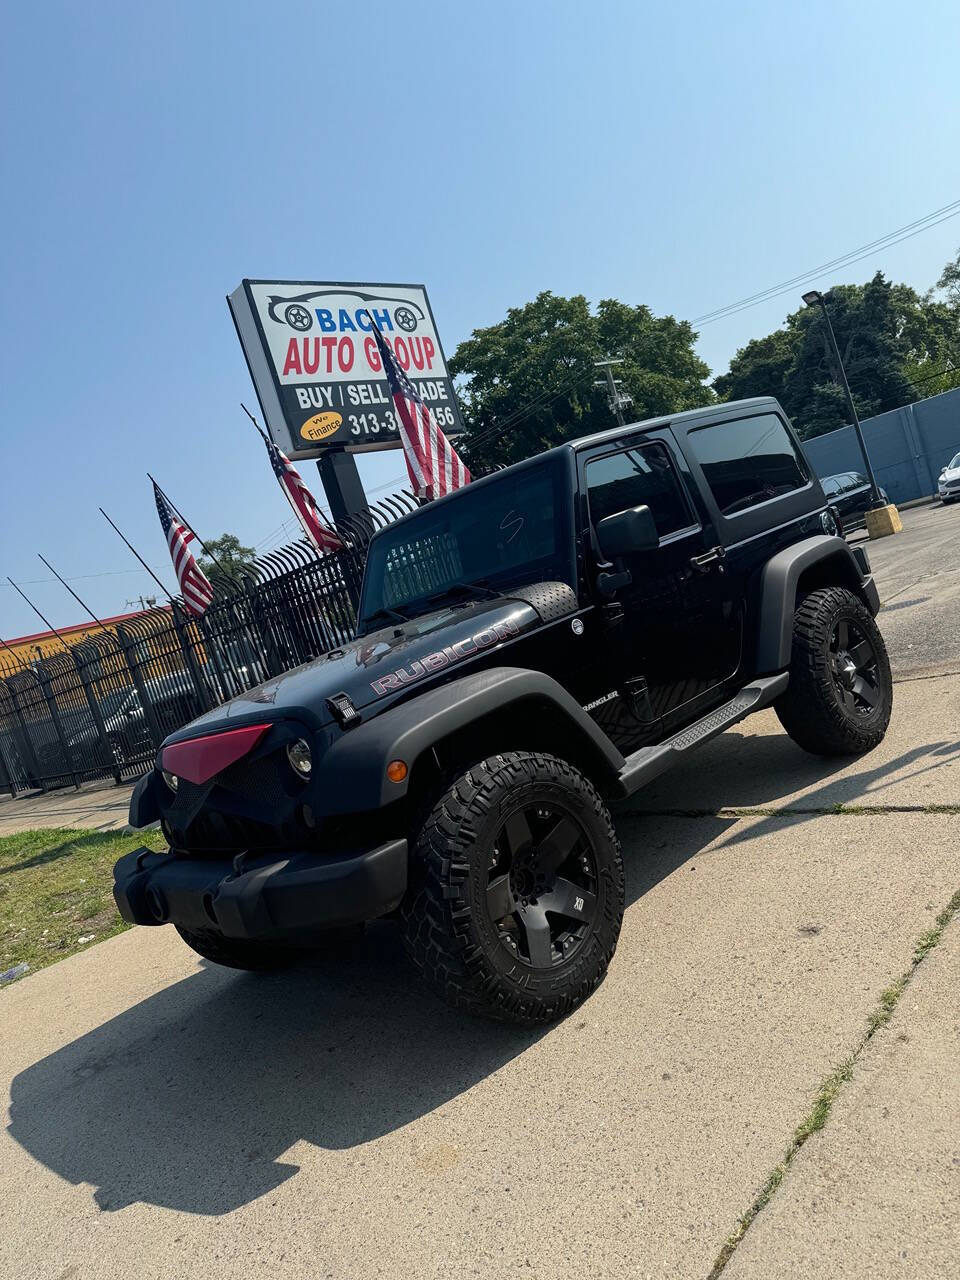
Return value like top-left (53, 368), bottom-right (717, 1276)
top-left (594, 358), bottom-right (632, 428)
top-left (801, 292), bottom-right (882, 505)
top-left (802, 290), bottom-right (900, 538)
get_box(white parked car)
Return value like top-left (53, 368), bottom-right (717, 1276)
top-left (939, 452), bottom-right (960, 504)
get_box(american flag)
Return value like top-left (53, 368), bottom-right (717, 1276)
top-left (152, 480), bottom-right (214, 616)
top-left (369, 320), bottom-right (470, 500)
top-left (261, 432), bottom-right (343, 554)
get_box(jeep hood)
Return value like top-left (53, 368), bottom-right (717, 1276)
top-left (169, 595), bottom-right (545, 740)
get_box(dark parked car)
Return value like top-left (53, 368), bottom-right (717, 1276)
top-left (67, 671), bottom-right (207, 769)
top-left (118, 396), bottom-right (892, 1025)
top-left (820, 472), bottom-right (888, 528)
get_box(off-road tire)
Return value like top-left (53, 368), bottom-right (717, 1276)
top-left (776, 586), bottom-right (892, 756)
top-left (400, 752), bottom-right (624, 1024)
top-left (174, 925), bottom-right (301, 972)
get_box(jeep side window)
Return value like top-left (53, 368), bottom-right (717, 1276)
top-left (687, 413), bottom-right (809, 516)
top-left (586, 442), bottom-right (694, 540)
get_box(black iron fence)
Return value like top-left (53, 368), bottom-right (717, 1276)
top-left (0, 491), bottom-right (422, 796)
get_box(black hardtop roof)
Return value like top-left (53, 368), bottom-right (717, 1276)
top-left (366, 396), bottom-right (782, 541)
top-left (560, 395), bottom-right (781, 455)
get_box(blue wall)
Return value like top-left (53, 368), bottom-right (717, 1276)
top-left (800, 386), bottom-right (960, 503)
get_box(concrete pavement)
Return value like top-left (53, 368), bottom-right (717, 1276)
top-left (0, 779), bottom-right (133, 837)
top-left (0, 806), bottom-right (956, 1279)
top-left (862, 499), bottom-right (960, 677)
top-left (727, 918), bottom-right (960, 1279)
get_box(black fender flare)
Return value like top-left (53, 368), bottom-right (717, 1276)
top-left (312, 667), bottom-right (626, 815)
top-left (756, 535), bottom-right (880, 673)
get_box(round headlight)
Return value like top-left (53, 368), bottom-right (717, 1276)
top-left (820, 509), bottom-right (840, 536)
top-left (162, 769), bottom-right (179, 793)
top-left (286, 738), bottom-right (313, 778)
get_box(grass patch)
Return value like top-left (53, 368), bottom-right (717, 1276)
top-left (708, 884), bottom-right (960, 1278)
top-left (0, 826), bottom-right (165, 984)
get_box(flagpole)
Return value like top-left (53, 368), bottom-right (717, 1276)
top-left (241, 401), bottom-right (269, 441)
top-left (0, 633), bottom-right (39, 674)
top-left (37, 555), bottom-right (106, 628)
top-left (99, 508), bottom-right (176, 604)
top-left (146, 474), bottom-right (229, 579)
top-left (241, 403), bottom-right (341, 537)
top-left (6, 578), bottom-right (74, 653)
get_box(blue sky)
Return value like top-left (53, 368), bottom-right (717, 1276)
top-left (2, 0), bottom-right (958, 639)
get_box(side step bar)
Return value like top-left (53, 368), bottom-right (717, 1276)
top-left (613, 672), bottom-right (789, 799)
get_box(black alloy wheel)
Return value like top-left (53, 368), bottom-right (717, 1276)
top-left (829, 616), bottom-right (882, 716)
top-left (485, 802), bottom-right (598, 969)
top-left (776, 586), bottom-right (893, 756)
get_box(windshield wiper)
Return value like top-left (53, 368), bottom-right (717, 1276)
top-left (426, 581), bottom-right (500, 607)
top-left (362, 604), bottom-right (408, 628)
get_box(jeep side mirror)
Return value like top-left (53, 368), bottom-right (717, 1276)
top-left (596, 505), bottom-right (659, 560)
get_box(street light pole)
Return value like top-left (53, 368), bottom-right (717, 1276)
top-left (802, 290), bottom-right (883, 507)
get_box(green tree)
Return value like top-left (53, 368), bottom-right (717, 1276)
top-left (935, 247), bottom-right (960, 310)
top-left (198, 533), bottom-right (256, 588)
top-left (715, 272), bottom-right (959, 439)
top-left (449, 292), bottom-right (712, 469)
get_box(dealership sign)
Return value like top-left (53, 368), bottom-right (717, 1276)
top-left (228, 280), bottom-right (463, 458)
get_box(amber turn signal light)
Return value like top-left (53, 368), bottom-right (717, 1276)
top-left (386, 759), bottom-right (408, 783)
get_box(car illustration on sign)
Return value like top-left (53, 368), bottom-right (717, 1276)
top-left (265, 289), bottom-right (426, 333)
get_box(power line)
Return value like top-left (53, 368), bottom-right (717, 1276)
top-left (694, 199), bottom-right (960, 327)
top-left (460, 366), bottom-right (587, 457)
top-left (0, 566), bottom-right (165, 587)
top-left (695, 198), bottom-right (960, 322)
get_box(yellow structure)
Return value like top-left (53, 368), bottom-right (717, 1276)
top-left (865, 504), bottom-right (903, 539)
top-left (1, 608), bottom-right (171, 669)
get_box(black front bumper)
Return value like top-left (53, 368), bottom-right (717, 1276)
top-left (113, 840), bottom-right (408, 941)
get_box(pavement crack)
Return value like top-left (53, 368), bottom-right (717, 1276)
top-left (625, 803), bottom-right (960, 819)
top-left (706, 885), bottom-right (960, 1279)
top-left (892, 667), bottom-right (960, 683)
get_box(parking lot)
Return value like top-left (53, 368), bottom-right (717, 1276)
top-left (0, 501), bottom-right (958, 1280)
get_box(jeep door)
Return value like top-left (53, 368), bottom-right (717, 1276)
top-left (578, 431), bottom-right (743, 753)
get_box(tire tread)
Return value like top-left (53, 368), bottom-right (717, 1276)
top-left (400, 751), bottom-right (623, 1025)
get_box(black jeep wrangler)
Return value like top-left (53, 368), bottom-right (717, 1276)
top-left (116, 397), bottom-right (892, 1024)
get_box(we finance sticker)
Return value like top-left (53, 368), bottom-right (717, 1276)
top-left (300, 412), bottom-right (342, 442)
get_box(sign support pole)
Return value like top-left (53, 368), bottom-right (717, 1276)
top-left (316, 451), bottom-right (370, 531)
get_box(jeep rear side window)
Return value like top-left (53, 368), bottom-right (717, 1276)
top-left (586, 442), bottom-right (693, 539)
top-left (687, 413), bottom-right (808, 516)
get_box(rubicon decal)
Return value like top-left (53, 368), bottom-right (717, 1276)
top-left (370, 618), bottom-right (521, 696)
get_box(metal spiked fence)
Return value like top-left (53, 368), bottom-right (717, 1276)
top-left (0, 489), bottom-right (425, 796)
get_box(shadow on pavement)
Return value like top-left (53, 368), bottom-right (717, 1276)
top-left (8, 817), bottom-right (726, 1217)
top-left (627, 730), bottom-right (960, 816)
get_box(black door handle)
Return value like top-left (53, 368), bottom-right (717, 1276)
top-left (689, 546), bottom-right (725, 573)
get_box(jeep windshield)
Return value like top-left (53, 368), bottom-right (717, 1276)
top-left (357, 457), bottom-right (574, 631)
